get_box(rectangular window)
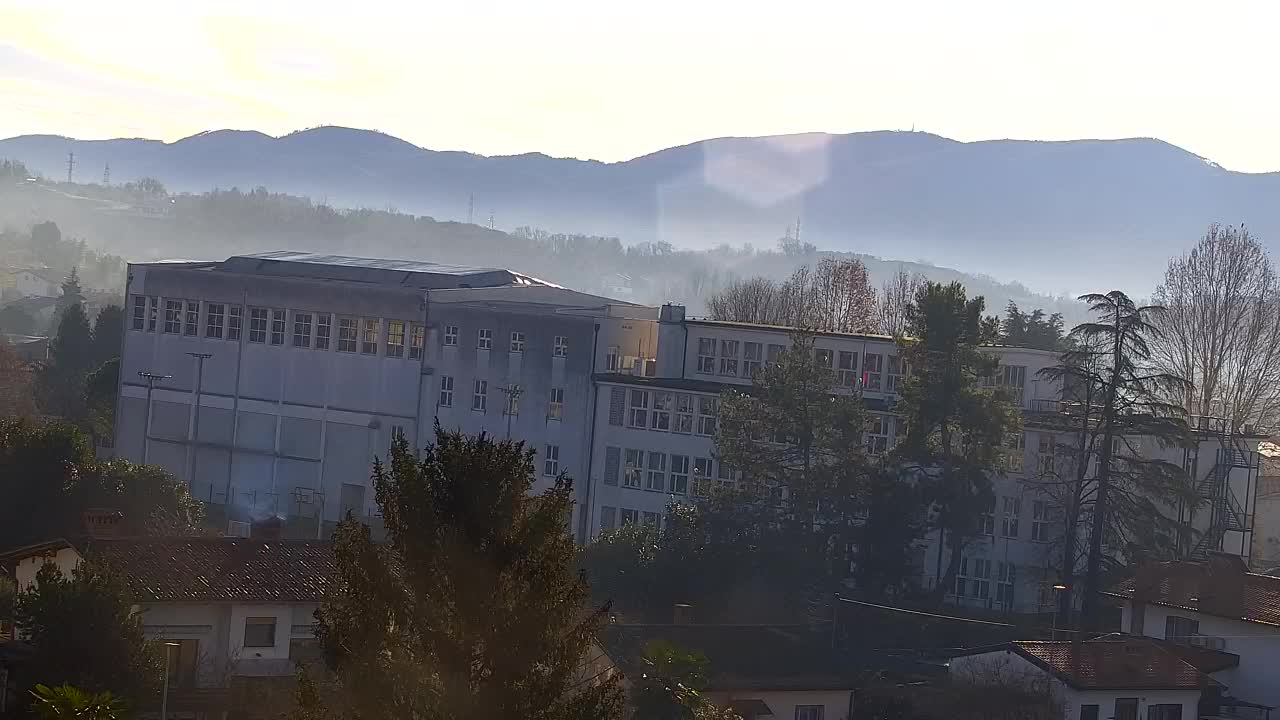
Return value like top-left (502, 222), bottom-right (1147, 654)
top-left (243, 617), bottom-right (277, 648)
top-left (184, 300), bottom-right (199, 336)
top-left (544, 445), bottom-right (560, 476)
top-left (1146, 705), bottom-right (1182, 720)
top-left (998, 364), bottom-right (1027, 405)
top-left (642, 511), bottom-right (659, 527)
top-left (1005, 432), bottom-right (1026, 472)
top-left (795, 706), bottom-right (824, 720)
top-left (443, 325), bottom-right (458, 346)
top-left (693, 457), bottom-right (713, 497)
top-left (477, 328), bottom-right (492, 350)
top-left (269, 309), bottom-right (286, 345)
top-left (510, 331), bottom-right (525, 353)
top-left (472, 380), bottom-right (487, 412)
top-left (623, 449), bottom-right (643, 488)
top-left (337, 317), bottom-right (358, 352)
top-left (604, 446), bottom-right (621, 486)
top-left (628, 389), bottom-right (649, 428)
top-left (620, 508), bottom-right (639, 526)
top-left (1001, 496), bottom-right (1021, 538)
top-left (838, 351), bottom-right (859, 386)
top-left (504, 386), bottom-right (520, 416)
top-left (742, 342), bottom-right (762, 377)
top-left (409, 323), bottom-right (424, 359)
top-left (248, 307), bottom-right (268, 343)
top-left (865, 414), bottom-right (890, 455)
top-left (696, 397), bottom-right (718, 436)
top-left (972, 558), bottom-right (991, 599)
top-left (206, 303), bottom-right (225, 339)
top-left (1115, 699), bottom-right (1139, 720)
top-left (315, 313), bottom-right (331, 350)
top-left (815, 348), bottom-right (833, 368)
top-left (554, 335), bottom-right (568, 358)
top-left (1037, 433), bottom-right (1055, 474)
top-left (132, 295), bottom-right (146, 330)
top-left (997, 562), bottom-right (1016, 607)
top-left (719, 339), bottom-right (739, 375)
top-left (600, 507), bottom-right (617, 532)
top-left (1080, 706), bottom-right (1099, 720)
top-left (716, 460), bottom-right (736, 489)
top-left (673, 394), bottom-right (694, 433)
top-left (361, 318), bottom-right (378, 354)
top-left (863, 353), bottom-right (883, 390)
top-left (549, 388), bottom-right (564, 420)
top-left (954, 556), bottom-right (969, 597)
top-left (651, 392), bottom-right (673, 431)
top-left (646, 451), bottom-right (666, 491)
top-left (164, 299), bottom-right (183, 333)
top-left (980, 498), bottom-right (995, 536)
top-left (227, 306), bottom-right (242, 341)
top-left (1031, 501), bottom-right (1050, 541)
top-left (147, 296), bottom-right (159, 331)
top-left (888, 355), bottom-right (910, 393)
top-left (767, 343), bottom-right (785, 363)
top-left (386, 320), bottom-right (405, 357)
top-left (292, 312), bottom-right (312, 348)
top-left (439, 376), bottom-right (454, 407)
top-left (606, 345), bottom-right (620, 371)
top-left (670, 455), bottom-right (689, 495)
top-left (1165, 615), bottom-right (1199, 643)
top-left (696, 337), bottom-right (716, 374)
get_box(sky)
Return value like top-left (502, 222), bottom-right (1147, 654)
top-left (3, 0), bottom-right (1279, 172)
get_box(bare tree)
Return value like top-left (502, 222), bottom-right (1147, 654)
top-left (705, 258), bottom-right (878, 334)
top-left (1151, 224), bottom-right (1280, 432)
top-left (705, 276), bottom-right (783, 324)
top-left (876, 267), bottom-right (927, 336)
top-left (809, 257), bottom-right (878, 333)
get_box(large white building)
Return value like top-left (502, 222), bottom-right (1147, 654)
top-left (116, 252), bottom-right (655, 540)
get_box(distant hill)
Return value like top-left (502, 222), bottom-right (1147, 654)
top-left (4, 127), bottom-right (1277, 294)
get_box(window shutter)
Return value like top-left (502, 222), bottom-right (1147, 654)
top-left (608, 387), bottom-right (625, 426)
top-left (604, 446), bottom-right (621, 486)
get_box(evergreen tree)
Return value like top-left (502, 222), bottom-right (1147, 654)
top-left (0, 304), bottom-right (36, 335)
top-left (14, 562), bottom-right (163, 709)
top-left (39, 302), bottom-right (94, 419)
top-left (896, 282), bottom-right (1020, 602)
top-left (56, 267), bottom-right (85, 318)
top-left (851, 469), bottom-right (928, 599)
top-left (304, 429), bottom-right (623, 720)
top-left (91, 304), bottom-right (124, 368)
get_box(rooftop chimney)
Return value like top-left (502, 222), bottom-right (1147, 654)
top-left (659, 304), bottom-right (686, 323)
top-left (82, 508), bottom-right (124, 539)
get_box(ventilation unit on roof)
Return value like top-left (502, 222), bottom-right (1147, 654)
top-left (227, 520), bottom-right (251, 538)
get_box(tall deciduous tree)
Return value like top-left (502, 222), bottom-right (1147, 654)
top-left (305, 429), bottom-right (623, 720)
top-left (1150, 224), bottom-right (1280, 432)
top-left (705, 276), bottom-right (784, 325)
top-left (706, 258), bottom-right (878, 333)
top-left (896, 282), bottom-right (1020, 602)
top-left (14, 563), bottom-right (163, 708)
top-left (876, 268), bottom-right (927, 337)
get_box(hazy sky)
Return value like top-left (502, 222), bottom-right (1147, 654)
top-left (3, 0), bottom-right (1278, 172)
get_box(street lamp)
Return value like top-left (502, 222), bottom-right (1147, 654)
top-left (1051, 584), bottom-right (1068, 639)
top-left (160, 640), bottom-right (180, 720)
top-left (137, 372), bottom-right (173, 465)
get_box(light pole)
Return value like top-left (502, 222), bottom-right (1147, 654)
top-left (160, 640), bottom-right (180, 720)
top-left (1051, 583), bottom-right (1068, 639)
top-left (185, 352), bottom-right (212, 486)
top-left (138, 372), bottom-right (173, 465)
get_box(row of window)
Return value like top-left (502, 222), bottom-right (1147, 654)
top-left (601, 446), bottom-right (740, 496)
top-left (952, 557), bottom-right (1019, 607)
top-left (598, 505), bottom-right (662, 532)
top-left (978, 497), bottom-right (1055, 542)
top-left (693, 336), bottom-right (909, 392)
top-left (436, 376), bottom-right (567, 420)
top-left (131, 296), bottom-right (427, 359)
top-left (442, 324), bottom-right (569, 358)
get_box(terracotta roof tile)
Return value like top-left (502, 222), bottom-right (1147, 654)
top-left (1010, 637), bottom-right (1217, 690)
top-left (1108, 558), bottom-right (1280, 626)
top-left (89, 537), bottom-right (337, 603)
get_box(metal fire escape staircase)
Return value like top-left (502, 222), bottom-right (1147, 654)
top-left (1187, 420), bottom-right (1258, 561)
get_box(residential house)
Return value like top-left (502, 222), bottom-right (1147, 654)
top-left (1108, 553), bottom-right (1280, 715)
top-left (948, 635), bottom-right (1225, 720)
top-left (1, 269), bottom-right (60, 299)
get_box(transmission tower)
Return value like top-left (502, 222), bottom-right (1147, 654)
top-left (103, 163), bottom-right (110, 186)
top-left (65, 152), bottom-right (75, 183)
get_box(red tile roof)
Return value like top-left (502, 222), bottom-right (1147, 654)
top-left (1008, 637), bottom-right (1217, 691)
top-left (89, 537), bottom-right (338, 603)
top-left (1107, 558), bottom-right (1280, 627)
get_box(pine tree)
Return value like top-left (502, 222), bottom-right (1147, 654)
top-left (91, 304), bottom-right (124, 368)
top-left (57, 267), bottom-right (85, 318)
top-left (304, 429), bottom-right (624, 720)
top-left (40, 302), bottom-right (94, 419)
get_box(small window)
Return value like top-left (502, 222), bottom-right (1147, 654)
top-left (553, 335), bottom-right (569, 358)
top-left (361, 318), bottom-right (378, 354)
top-left (627, 389), bottom-right (649, 428)
top-left (838, 351), bottom-right (859, 386)
top-left (206, 303), bottom-right (225, 339)
top-left (620, 508), bottom-right (638, 526)
top-left (443, 325), bottom-right (458, 346)
top-left (1165, 615), bottom-right (1199, 643)
top-left (270, 309), bottom-right (286, 345)
top-left (650, 392), bottom-right (672, 431)
top-left (599, 506), bottom-right (617, 532)
top-left (250, 304), bottom-right (271, 340)
top-left (549, 388), bottom-right (564, 420)
top-left (642, 511), bottom-right (659, 527)
top-left (815, 347), bottom-right (833, 368)
top-left (243, 617), bottom-right (277, 648)
top-left (696, 396), bottom-right (717, 436)
top-left (795, 706), bottom-right (824, 720)
top-left (646, 451), bottom-right (666, 491)
top-left (863, 353), bottom-right (883, 390)
top-left (544, 445), bottom-right (560, 476)
top-left (147, 297), bottom-right (159, 331)
top-left (184, 301), bottom-right (199, 336)
top-left (623, 449), bottom-right (643, 488)
top-left (477, 328), bottom-right (493, 350)
top-left (131, 296), bottom-right (146, 330)
top-left (504, 385), bottom-right (520, 416)
top-left (606, 345), bottom-right (620, 371)
top-left (1002, 496), bottom-right (1021, 538)
top-left (473, 380), bottom-right (488, 412)
top-left (1031, 500), bottom-right (1050, 541)
top-left (315, 313), bottom-right (332, 350)
top-left (742, 342), bottom-right (762, 377)
top-left (692, 457), bottom-right (713, 496)
top-left (1079, 706), bottom-right (1099, 720)
top-left (696, 337), bottom-right (716, 374)
top-left (510, 331), bottom-right (525, 353)
top-left (409, 323), bottom-right (424, 359)
top-left (439, 376), bottom-right (454, 407)
top-left (293, 311), bottom-right (313, 348)
top-left (386, 320), bottom-right (405, 357)
top-left (670, 454), bottom-right (689, 495)
top-left (227, 306), bottom-right (242, 341)
top-left (673, 394), bottom-right (694, 433)
top-left (767, 343), bottom-right (785, 363)
top-left (719, 339), bottom-right (739, 375)
top-left (1146, 705), bottom-right (1182, 720)
top-left (164, 299), bottom-right (183, 334)
top-left (337, 317), bottom-right (358, 352)
top-left (1114, 698), bottom-right (1139, 720)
